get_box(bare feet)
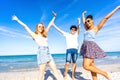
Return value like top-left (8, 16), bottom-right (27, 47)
top-left (106, 72), bottom-right (112, 80)
top-left (63, 76), bottom-right (67, 80)
top-left (63, 74), bottom-right (67, 80)
top-left (72, 75), bottom-right (76, 80)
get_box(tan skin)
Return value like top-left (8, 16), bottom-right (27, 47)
top-left (82, 6), bottom-right (120, 80)
top-left (64, 25), bottom-right (80, 80)
top-left (12, 11), bottom-right (63, 80)
top-left (52, 18), bottom-right (80, 80)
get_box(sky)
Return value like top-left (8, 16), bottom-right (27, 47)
top-left (0, 0), bottom-right (120, 55)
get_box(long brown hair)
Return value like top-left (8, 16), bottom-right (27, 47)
top-left (34, 23), bottom-right (47, 37)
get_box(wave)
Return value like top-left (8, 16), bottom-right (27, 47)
top-left (105, 55), bottom-right (120, 59)
top-left (0, 53), bottom-right (120, 72)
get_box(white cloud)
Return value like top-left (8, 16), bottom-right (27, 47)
top-left (39, 12), bottom-right (47, 22)
top-left (97, 37), bottom-right (120, 52)
top-left (64, 0), bottom-right (79, 10)
top-left (56, 13), bottom-right (69, 23)
top-left (95, 0), bottom-right (120, 20)
top-left (56, 0), bottom-right (79, 23)
top-left (95, 12), bottom-right (120, 52)
top-left (0, 26), bottom-right (31, 39)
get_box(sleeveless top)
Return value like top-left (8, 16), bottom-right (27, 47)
top-left (34, 36), bottom-right (48, 47)
top-left (84, 29), bottom-right (96, 41)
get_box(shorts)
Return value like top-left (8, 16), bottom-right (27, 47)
top-left (37, 46), bottom-right (53, 65)
top-left (66, 48), bottom-right (78, 63)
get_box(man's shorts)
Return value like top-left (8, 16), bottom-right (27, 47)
top-left (66, 48), bottom-right (78, 63)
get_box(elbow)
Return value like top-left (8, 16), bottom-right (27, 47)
top-left (104, 16), bottom-right (109, 20)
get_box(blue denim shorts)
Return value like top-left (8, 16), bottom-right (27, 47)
top-left (66, 48), bottom-right (78, 63)
top-left (37, 46), bottom-right (53, 64)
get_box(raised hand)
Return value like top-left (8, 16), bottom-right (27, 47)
top-left (12, 15), bottom-right (18, 21)
top-left (45, 11), bottom-right (57, 33)
top-left (77, 18), bottom-right (80, 24)
top-left (82, 11), bottom-right (87, 24)
top-left (52, 11), bottom-right (57, 17)
top-left (83, 11), bottom-right (87, 14)
top-left (116, 5), bottom-right (120, 9)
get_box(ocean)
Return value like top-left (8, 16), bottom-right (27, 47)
top-left (0, 52), bottom-right (120, 72)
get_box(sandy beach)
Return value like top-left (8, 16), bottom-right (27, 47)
top-left (0, 63), bottom-right (120, 80)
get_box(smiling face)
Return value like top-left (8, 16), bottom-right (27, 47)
top-left (35, 23), bottom-right (45, 34)
top-left (35, 23), bottom-right (47, 37)
top-left (36, 23), bottom-right (45, 33)
top-left (84, 15), bottom-right (94, 30)
top-left (85, 18), bottom-right (93, 29)
top-left (70, 28), bottom-right (77, 34)
top-left (70, 25), bottom-right (77, 35)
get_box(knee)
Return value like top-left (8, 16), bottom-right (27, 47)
top-left (83, 64), bottom-right (90, 70)
top-left (65, 62), bottom-right (70, 66)
top-left (72, 63), bottom-right (76, 66)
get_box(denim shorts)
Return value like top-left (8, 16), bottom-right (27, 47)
top-left (37, 46), bottom-right (53, 65)
top-left (66, 48), bottom-right (78, 63)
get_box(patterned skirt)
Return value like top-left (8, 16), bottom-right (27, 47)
top-left (37, 46), bottom-right (53, 64)
top-left (80, 41), bottom-right (107, 59)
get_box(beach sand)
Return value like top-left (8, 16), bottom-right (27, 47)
top-left (0, 64), bottom-right (120, 80)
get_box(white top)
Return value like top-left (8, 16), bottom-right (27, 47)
top-left (63, 32), bottom-right (79, 49)
top-left (84, 29), bottom-right (95, 41)
top-left (34, 36), bottom-right (48, 47)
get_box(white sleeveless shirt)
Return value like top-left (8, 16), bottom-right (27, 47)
top-left (34, 36), bottom-right (48, 47)
top-left (84, 29), bottom-right (95, 41)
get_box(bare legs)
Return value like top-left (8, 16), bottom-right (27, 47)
top-left (72, 63), bottom-right (76, 80)
top-left (38, 63), bottom-right (46, 80)
top-left (83, 58), bottom-right (110, 80)
top-left (38, 60), bottom-right (63, 80)
top-left (64, 62), bottom-right (69, 80)
top-left (48, 60), bottom-right (63, 80)
top-left (64, 62), bottom-right (76, 80)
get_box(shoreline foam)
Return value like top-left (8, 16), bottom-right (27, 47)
top-left (0, 63), bottom-right (120, 80)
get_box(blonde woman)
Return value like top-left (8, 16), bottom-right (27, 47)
top-left (12, 12), bottom-right (63, 80)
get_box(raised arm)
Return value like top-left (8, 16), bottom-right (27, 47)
top-left (45, 11), bottom-right (56, 34)
top-left (96, 5), bottom-right (120, 32)
top-left (82, 11), bottom-right (87, 30)
top-left (77, 18), bottom-right (80, 34)
top-left (12, 15), bottom-right (36, 39)
top-left (52, 23), bottom-right (65, 35)
top-left (82, 11), bottom-right (87, 24)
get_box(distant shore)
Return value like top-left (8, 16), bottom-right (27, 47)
top-left (0, 63), bottom-right (120, 80)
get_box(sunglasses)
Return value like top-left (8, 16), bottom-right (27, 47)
top-left (85, 20), bottom-right (91, 24)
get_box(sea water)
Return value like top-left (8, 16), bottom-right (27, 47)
top-left (0, 52), bottom-right (120, 72)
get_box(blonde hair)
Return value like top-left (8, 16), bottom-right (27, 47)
top-left (34, 23), bottom-right (47, 37)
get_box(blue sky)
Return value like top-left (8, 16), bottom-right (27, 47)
top-left (0, 0), bottom-right (120, 55)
